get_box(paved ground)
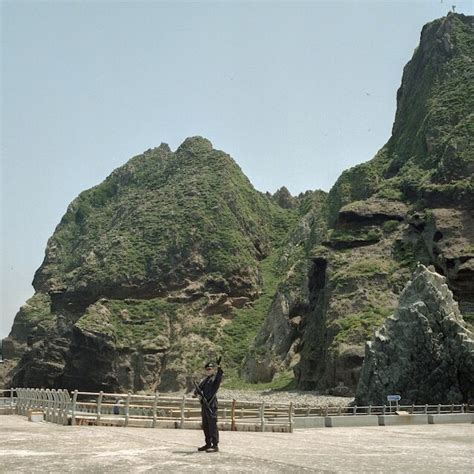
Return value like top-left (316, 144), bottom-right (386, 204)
top-left (0, 415), bottom-right (472, 473)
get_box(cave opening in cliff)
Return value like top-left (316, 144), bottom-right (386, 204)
top-left (308, 257), bottom-right (327, 310)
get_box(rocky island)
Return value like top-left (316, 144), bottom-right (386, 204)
top-left (3, 13), bottom-right (473, 402)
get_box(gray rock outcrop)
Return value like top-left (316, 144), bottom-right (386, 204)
top-left (355, 264), bottom-right (474, 404)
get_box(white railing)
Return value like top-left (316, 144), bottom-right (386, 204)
top-left (292, 403), bottom-right (472, 417)
top-left (69, 390), bottom-right (294, 431)
top-left (8, 388), bottom-right (294, 432)
top-left (15, 388), bottom-right (71, 424)
top-left (0, 388), bottom-right (16, 412)
top-left (4, 388), bottom-right (473, 432)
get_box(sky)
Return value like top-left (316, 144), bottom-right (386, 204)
top-left (1, 0), bottom-right (473, 339)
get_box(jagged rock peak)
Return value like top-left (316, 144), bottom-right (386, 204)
top-left (419, 12), bottom-right (469, 58)
top-left (143, 142), bottom-right (171, 155)
top-left (176, 136), bottom-right (214, 155)
top-left (272, 186), bottom-right (296, 209)
top-left (355, 264), bottom-right (474, 405)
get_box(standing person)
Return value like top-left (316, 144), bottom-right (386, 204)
top-left (113, 398), bottom-right (124, 415)
top-left (193, 357), bottom-right (223, 453)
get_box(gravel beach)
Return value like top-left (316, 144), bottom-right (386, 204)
top-left (218, 389), bottom-right (353, 407)
top-left (167, 388), bottom-right (353, 407)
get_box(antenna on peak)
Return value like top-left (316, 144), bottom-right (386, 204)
top-left (451, 4), bottom-right (456, 12)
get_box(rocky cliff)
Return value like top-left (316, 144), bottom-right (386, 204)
top-left (244, 12), bottom-right (473, 394)
top-left (6, 137), bottom-right (298, 391)
top-left (355, 264), bottom-right (473, 404)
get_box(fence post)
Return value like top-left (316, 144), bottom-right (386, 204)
top-left (33, 389), bottom-right (38, 410)
top-left (22, 389), bottom-right (26, 414)
top-left (368, 405), bottom-right (372, 415)
top-left (411, 404), bottom-right (415, 414)
top-left (451, 404), bottom-right (454, 413)
top-left (28, 388), bottom-right (33, 412)
top-left (382, 405), bottom-right (386, 416)
top-left (96, 391), bottom-right (103, 425)
top-left (18, 388), bottom-right (23, 414)
top-left (60, 390), bottom-right (69, 425)
top-left (45, 389), bottom-right (52, 422)
top-left (180, 395), bottom-right (186, 428)
top-left (35, 388), bottom-right (40, 410)
top-left (52, 389), bottom-right (58, 422)
top-left (53, 390), bottom-right (59, 424)
top-left (10, 388), bottom-right (14, 411)
top-left (288, 402), bottom-right (293, 433)
top-left (21, 388), bottom-right (26, 414)
top-left (152, 392), bottom-right (158, 428)
top-left (124, 393), bottom-right (131, 427)
top-left (461, 403), bottom-right (465, 414)
top-left (260, 401), bottom-right (265, 432)
top-left (437, 404), bottom-right (441, 414)
top-left (26, 388), bottom-right (30, 413)
top-left (48, 388), bottom-right (54, 423)
top-left (23, 388), bottom-right (27, 414)
top-left (231, 399), bottom-right (236, 431)
top-left (42, 389), bottom-right (47, 413)
top-left (71, 390), bottom-right (78, 426)
top-left (352, 405), bottom-right (356, 416)
top-left (15, 388), bottom-right (20, 414)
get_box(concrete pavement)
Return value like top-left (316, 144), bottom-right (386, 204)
top-left (0, 415), bottom-right (472, 472)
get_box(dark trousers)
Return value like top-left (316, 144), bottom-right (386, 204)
top-left (201, 405), bottom-right (219, 446)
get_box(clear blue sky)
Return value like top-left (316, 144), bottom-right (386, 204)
top-left (1, 0), bottom-right (472, 339)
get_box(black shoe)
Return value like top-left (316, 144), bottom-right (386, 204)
top-left (206, 446), bottom-right (219, 453)
top-left (198, 445), bottom-right (211, 452)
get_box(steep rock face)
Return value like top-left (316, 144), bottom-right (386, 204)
top-left (244, 13), bottom-right (473, 393)
top-left (7, 137), bottom-right (296, 392)
top-left (355, 264), bottom-right (474, 404)
top-left (242, 192), bottom-right (327, 382)
top-left (294, 13), bottom-right (473, 392)
top-left (294, 214), bottom-right (403, 391)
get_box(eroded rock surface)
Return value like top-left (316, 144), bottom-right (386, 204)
top-left (355, 264), bottom-right (474, 404)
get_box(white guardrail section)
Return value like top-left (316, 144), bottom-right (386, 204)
top-left (68, 391), bottom-right (294, 432)
top-left (0, 388), bottom-right (16, 413)
top-left (6, 388), bottom-right (295, 431)
top-left (291, 403), bottom-right (472, 417)
top-left (15, 388), bottom-right (71, 424)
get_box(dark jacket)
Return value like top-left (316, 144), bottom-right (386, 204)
top-left (195, 367), bottom-right (223, 408)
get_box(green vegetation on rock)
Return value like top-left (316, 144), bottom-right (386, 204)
top-left (76, 297), bottom-right (174, 349)
top-left (220, 252), bottom-right (282, 369)
top-left (35, 137), bottom-right (294, 302)
top-left (332, 258), bottom-right (397, 286)
top-left (333, 306), bottom-right (394, 346)
top-left (9, 293), bottom-right (55, 342)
